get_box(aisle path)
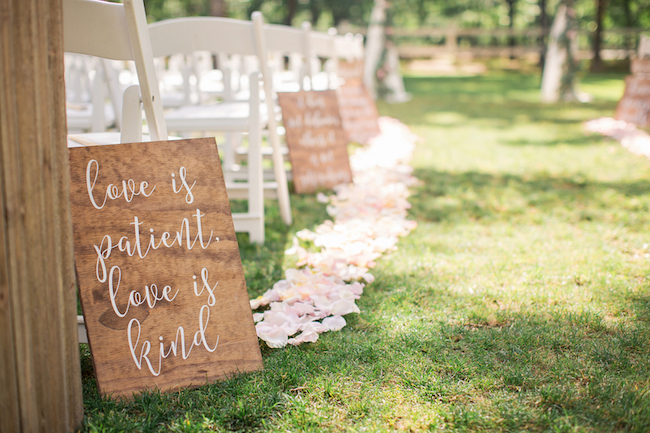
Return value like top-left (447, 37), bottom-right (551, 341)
top-left (250, 117), bottom-right (419, 347)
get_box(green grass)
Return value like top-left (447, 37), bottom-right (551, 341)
top-left (80, 69), bottom-right (650, 432)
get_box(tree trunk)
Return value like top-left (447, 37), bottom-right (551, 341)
top-left (0, 0), bottom-right (83, 431)
top-left (622, 0), bottom-right (633, 50)
top-left (539, 0), bottom-right (548, 67)
top-left (283, 0), bottom-right (298, 26)
top-left (590, 0), bottom-right (607, 72)
top-left (541, 2), bottom-right (582, 102)
top-left (210, 0), bottom-right (227, 17)
top-left (310, 0), bottom-right (322, 25)
top-left (507, 0), bottom-right (517, 59)
top-left (364, 0), bottom-right (388, 98)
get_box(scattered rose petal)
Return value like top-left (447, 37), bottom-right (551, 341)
top-left (323, 315), bottom-right (346, 331)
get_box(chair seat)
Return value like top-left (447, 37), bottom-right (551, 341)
top-left (66, 101), bottom-right (115, 131)
top-left (164, 101), bottom-right (268, 132)
top-left (161, 91), bottom-right (200, 108)
top-left (226, 180), bottom-right (279, 199)
top-left (67, 132), bottom-right (182, 147)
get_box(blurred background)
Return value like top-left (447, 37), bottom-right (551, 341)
top-left (141, 0), bottom-right (650, 74)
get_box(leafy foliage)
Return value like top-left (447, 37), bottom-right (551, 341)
top-left (142, 0), bottom-right (650, 33)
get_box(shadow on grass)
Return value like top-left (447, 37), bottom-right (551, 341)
top-left (503, 134), bottom-right (608, 147)
top-left (410, 168), bottom-right (650, 228)
top-left (79, 284), bottom-right (650, 431)
top-left (390, 307), bottom-right (650, 431)
top-left (231, 193), bottom-right (329, 297)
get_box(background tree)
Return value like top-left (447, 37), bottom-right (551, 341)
top-left (590, 0), bottom-right (607, 71)
top-left (210, 0), bottom-right (227, 16)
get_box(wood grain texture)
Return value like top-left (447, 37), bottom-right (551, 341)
top-left (68, 138), bottom-right (262, 398)
top-left (615, 75), bottom-right (650, 127)
top-left (336, 60), bottom-right (380, 145)
top-left (278, 90), bottom-right (353, 194)
top-left (0, 0), bottom-right (83, 430)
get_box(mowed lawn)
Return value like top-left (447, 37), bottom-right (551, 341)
top-left (81, 70), bottom-right (650, 432)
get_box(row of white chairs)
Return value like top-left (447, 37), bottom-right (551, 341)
top-left (63, 0), bottom-right (366, 246)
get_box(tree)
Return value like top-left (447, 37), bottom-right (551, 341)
top-left (210, 0), bottom-right (227, 17)
top-left (284, 0), bottom-right (298, 25)
top-left (506, 0), bottom-right (517, 58)
top-left (590, 0), bottom-right (607, 71)
top-left (539, 0), bottom-right (548, 67)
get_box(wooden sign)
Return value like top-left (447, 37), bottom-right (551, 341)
top-left (68, 138), bottom-right (262, 398)
top-left (615, 97), bottom-right (650, 126)
top-left (337, 60), bottom-right (380, 145)
top-left (337, 59), bottom-right (365, 83)
top-left (278, 90), bottom-right (353, 194)
top-left (615, 76), bottom-right (650, 127)
top-left (631, 59), bottom-right (650, 76)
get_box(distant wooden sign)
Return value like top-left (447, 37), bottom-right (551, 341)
top-left (337, 60), bottom-right (381, 145)
top-left (615, 76), bottom-right (650, 127)
top-left (337, 59), bottom-right (365, 83)
top-left (68, 138), bottom-right (262, 398)
top-left (631, 59), bottom-right (650, 76)
top-left (278, 90), bottom-right (353, 194)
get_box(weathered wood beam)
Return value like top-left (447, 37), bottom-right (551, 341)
top-left (0, 0), bottom-right (83, 431)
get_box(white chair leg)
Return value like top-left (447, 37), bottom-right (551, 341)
top-left (252, 12), bottom-right (293, 227)
top-left (223, 132), bottom-right (237, 183)
top-left (120, 85), bottom-right (143, 143)
top-left (247, 72), bottom-right (264, 243)
top-left (90, 61), bottom-right (106, 132)
top-left (268, 122), bottom-right (292, 226)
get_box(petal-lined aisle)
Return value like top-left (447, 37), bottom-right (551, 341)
top-left (250, 117), bottom-right (419, 347)
top-left (585, 117), bottom-right (650, 158)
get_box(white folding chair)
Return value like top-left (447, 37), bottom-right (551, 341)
top-left (63, 0), bottom-right (168, 146)
top-left (64, 54), bottom-right (118, 133)
top-left (304, 24), bottom-right (339, 91)
top-left (259, 22), bottom-right (310, 92)
top-left (149, 15), bottom-right (292, 243)
top-left (225, 19), bottom-right (308, 186)
top-left (63, 0), bottom-right (170, 344)
top-left (334, 32), bottom-right (366, 62)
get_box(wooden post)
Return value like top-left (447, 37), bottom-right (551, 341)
top-left (0, 0), bottom-right (84, 431)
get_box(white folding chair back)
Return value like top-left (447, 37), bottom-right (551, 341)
top-left (335, 33), bottom-right (365, 61)
top-left (149, 16), bottom-right (293, 242)
top-left (64, 55), bottom-right (116, 133)
top-left (260, 21), bottom-right (309, 92)
top-left (63, 0), bottom-right (167, 142)
top-left (305, 25), bottom-right (339, 91)
top-left (63, 0), bottom-right (169, 344)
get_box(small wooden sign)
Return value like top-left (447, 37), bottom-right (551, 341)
top-left (615, 96), bottom-right (650, 126)
top-left (337, 59), bottom-right (365, 83)
top-left (337, 60), bottom-right (380, 145)
top-left (622, 76), bottom-right (650, 99)
top-left (69, 138), bottom-right (262, 398)
top-left (631, 59), bottom-right (650, 76)
top-left (615, 76), bottom-right (650, 127)
top-left (278, 90), bottom-right (353, 194)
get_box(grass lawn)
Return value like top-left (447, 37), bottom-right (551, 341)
top-left (80, 69), bottom-right (650, 432)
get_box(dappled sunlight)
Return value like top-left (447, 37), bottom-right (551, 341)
top-left (78, 71), bottom-right (650, 431)
top-left (424, 111), bottom-right (469, 126)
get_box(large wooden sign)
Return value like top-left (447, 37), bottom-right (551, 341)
top-left (68, 138), bottom-right (262, 398)
top-left (337, 60), bottom-right (381, 145)
top-left (615, 75), bottom-right (650, 127)
top-left (278, 90), bottom-right (353, 194)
